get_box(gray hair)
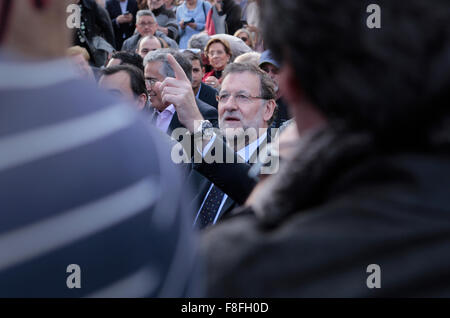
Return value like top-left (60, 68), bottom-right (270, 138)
top-left (143, 49), bottom-right (193, 83)
top-left (188, 33), bottom-right (210, 51)
top-left (136, 10), bottom-right (157, 22)
top-left (222, 63), bottom-right (277, 125)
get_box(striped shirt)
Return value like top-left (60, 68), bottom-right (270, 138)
top-left (0, 53), bottom-right (201, 297)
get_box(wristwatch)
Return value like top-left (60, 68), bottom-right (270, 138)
top-left (193, 120), bottom-right (215, 139)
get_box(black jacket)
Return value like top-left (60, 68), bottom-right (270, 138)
top-left (202, 125), bottom-right (450, 297)
top-left (198, 82), bottom-right (218, 109)
top-left (220, 0), bottom-right (243, 35)
top-left (106, 0), bottom-right (139, 50)
top-left (73, 0), bottom-right (115, 66)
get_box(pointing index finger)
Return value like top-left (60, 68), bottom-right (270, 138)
top-left (167, 54), bottom-right (189, 82)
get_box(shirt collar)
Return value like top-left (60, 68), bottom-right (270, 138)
top-left (237, 130), bottom-right (268, 162)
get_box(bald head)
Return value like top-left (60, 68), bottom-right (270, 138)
top-left (136, 36), bottom-right (162, 59)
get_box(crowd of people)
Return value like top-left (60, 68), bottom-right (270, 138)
top-left (0, 0), bottom-right (450, 297)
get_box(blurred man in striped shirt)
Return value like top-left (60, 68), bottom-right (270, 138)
top-left (0, 0), bottom-right (201, 297)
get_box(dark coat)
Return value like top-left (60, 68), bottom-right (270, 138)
top-left (106, 0), bottom-right (139, 50)
top-left (220, 0), bottom-right (243, 35)
top-left (202, 125), bottom-right (450, 297)
top-left (198, 82), bottom-right (218, 109)
top-left (73, 0), bottom-right (115, 67)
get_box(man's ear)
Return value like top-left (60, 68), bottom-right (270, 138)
top-left (137, 93), bottom-right (147, 110)
top-left (263, 99), bottom-right (277, 123)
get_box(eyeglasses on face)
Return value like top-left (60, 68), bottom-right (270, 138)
top-left (216, 92), bottom-right (269, 105)
top-left (138, 22), bottom-right (156, 27)
top-left (239, 37), bottom-right (248, 42)
top-left (145, 78), bottom-right (158, 87)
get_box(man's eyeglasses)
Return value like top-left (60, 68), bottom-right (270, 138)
top-left (138, 22), bottom-right (156, 27)
top-left (145, 78), bottom-right (158, 87)
top-left (216, 93), bottom-right (269, 105)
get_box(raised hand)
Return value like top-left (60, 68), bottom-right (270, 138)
top-left (155, 54), bottom-right (204, 133)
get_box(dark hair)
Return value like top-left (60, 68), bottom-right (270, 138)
top-left (222, 63), bottom-right (277, 125)
top-left (111, 51), bottom-right (144, 73)
top-left (182, 50), bottom-right (203, 68)
top-left (143, 48), bottom-right (193, 83)
top-left (101, 64), bottom-right (147, 98)
top-left (261, 0), bottom-right (450, 146)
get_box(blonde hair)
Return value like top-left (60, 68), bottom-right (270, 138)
top-left (66, 46), bottom-right (90, 61)
top-left (233, 28), bottom-right (254, 49)
top-left (234, 52), bottom-right (261, 67)
top-left (204, 38), bottom-right (232, 57)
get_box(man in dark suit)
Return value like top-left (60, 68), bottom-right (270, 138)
top-left (106, 0), bottom-right (139, 50)
top-left (149, 57), bottom-right (277, 229)
top-left (182, 50), bottom-right (219, 109)
top-left (191, 63), bottom-right (276, 228)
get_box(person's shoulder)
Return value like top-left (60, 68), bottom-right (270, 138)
top-left (196, 98), bottom-right (217, 116)
top-left (201, 82), bottom-right (218, 96)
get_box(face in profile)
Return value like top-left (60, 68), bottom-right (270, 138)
top-left (99, 71), bottom-right (146, 110)
top-left (144, 61), bottom-right (166, 111)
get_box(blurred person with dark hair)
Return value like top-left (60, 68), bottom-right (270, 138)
top-left (146, 0), bottom-right (179, 40)
top-left (200, 0), bottom-right (450, 297)
top-left (0, 0), bottom-right (201, 297)
top-left (121, 10), bottom-right (178, 52)
top-left (106, 51), bottom-right (145, 72)
top-left (105, 0), bottom-right (139, 50)
top-left (99, 64), bottom-right (148, 110)
top-left (182, 49), bottom-right (218, 108)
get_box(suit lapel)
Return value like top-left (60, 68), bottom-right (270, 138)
top-left (248, 134), bottom-right (269, 164)
top-left (167, 111), bottom-right (181, 134)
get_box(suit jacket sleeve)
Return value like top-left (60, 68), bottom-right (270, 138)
top-left (193, 135), bottom-right (256, 205)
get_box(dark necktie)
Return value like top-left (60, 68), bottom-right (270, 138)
top-left (198, 185), bottom-right (225, 229)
